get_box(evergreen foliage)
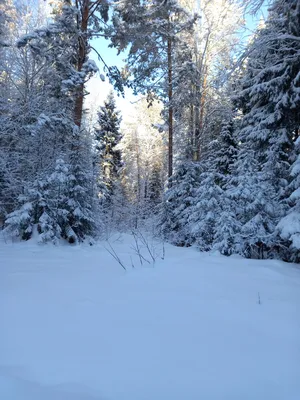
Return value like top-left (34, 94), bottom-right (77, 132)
top-left (94, 91), bottom-right (122, 198)
top-left (229, 0), bottom-right (300, 258)
top-left (277, 137), bottom-right (300, 261)
top-left (2, 1), bottom-right (99, 242)
top-left (1, 0), bottom-right (300, 263)
top-left (188, 140), bottom-right (224, 251)
top-left (159, 162), bottom-right (200, 246)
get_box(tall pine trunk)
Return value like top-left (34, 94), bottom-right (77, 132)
top-left (74, 0), bottom-right (89, 127)
top-left (167, 36), bottom-right (173, 180)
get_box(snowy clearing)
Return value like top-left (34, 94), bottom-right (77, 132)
top-left (1, 234), bottom-right (300, 400)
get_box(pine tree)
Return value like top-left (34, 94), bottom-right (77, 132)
top-left (109, 0), bottom-right (197, 177)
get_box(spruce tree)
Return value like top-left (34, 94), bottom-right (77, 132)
top-left (184, 116), bottom-right (238, 254)
top-left (214, 119), bottom-right (238, 188)
top-left (4, 1), bottom-right (99, 242)
top-left (230, 0), bottom-right (300, 258)
top-left (212, 117), bottom-right (239, 255)
top-left (188, 140), bottom-right (224, 251)
top-left (66, 129), bottom-right (96, 242)
top-left (159, 162), bottom-right (200, 246)
top-left (94, 91), bottom-right (122, 199)
top-left (277, 138), bottom-right (300, 261)
top-left (4, 177), bottom-right (49, 241)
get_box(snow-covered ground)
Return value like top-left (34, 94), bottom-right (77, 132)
top-left (1, 233), bottom-right (300, 400)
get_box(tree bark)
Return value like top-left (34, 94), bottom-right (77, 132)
top-left (198, 66), bottom-right (208, 159)
top-left (194, 30), bottom-right (210, 161)
top-left (74, 0), bottom-right (90, 127)
top-left (167, 36), bottom-right (173, 180)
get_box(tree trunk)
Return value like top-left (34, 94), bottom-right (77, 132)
top-left (134, 129), bottom-right (142, 227)
top-left (194, 27), bottom-right (210, 161)
top-left (74, 0), bottom-right (90, 127)
top-left (167, 36), bottom-right (173, 180)
top-left (194, 65), bottom-right (208, 161)
top-left (189, 104), bottom-right (195, 160)
top-left (193, 86), bottom-right (200, 161)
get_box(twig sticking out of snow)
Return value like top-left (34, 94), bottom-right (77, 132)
top-left (104, 241), bottom-right (127, 271)
top-left (132, 229), bottom-right (156, 264)
top-left (130, 256), bottom-right (135, 269)
top-left (161, 240), bottom-right (165, 260)
top-left (257, 291), bottom-right (261, 305)
top-left (131, 230), bottom-right (151, 266)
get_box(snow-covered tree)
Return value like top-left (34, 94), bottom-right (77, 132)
top-left (210, 117), bottom-right (239, 255)
top-left (188, 140), bottom-right (224, 251)
top-left (188, 0), bottom-right (244, 162)
top-left (4, 177), bottom-right (49, 241)
top-left (159, 161), bottom-right (200, 246)
top-left (66, 129), bottom-right (97, 242)
top-left (3, 1), bottom-right (100, 242)
top-left (227, 136), bottom-right (280, 259)
top-left (277, 138), bottom-right (300, 262)
top-left (110, 0), bottom-right (197, 177)
top-left (213, 199), bottom-right (241, 256)
top-left (223, 0), bottom-right (300, 259)
top-left (94, 91), bottom-right (122, 197)
top-left (0, 0), bottom-right (18, 222)
top-left (119, 98), bottom-right (165, 227)
top-left (214, 118), bottom-right (238, 188)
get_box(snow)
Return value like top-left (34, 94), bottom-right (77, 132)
top-left (1, 233), bottom-right (300, 400)
top-left (277, 211), bottom-right (300, 248)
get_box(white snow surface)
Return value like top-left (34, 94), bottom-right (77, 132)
top-left (1, 233), bottom-right (300, 400)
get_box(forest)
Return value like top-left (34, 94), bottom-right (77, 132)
top-left (1, 0), bottom-right (300, 262)
top-left (1, 2), bottom-right (300, 399)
